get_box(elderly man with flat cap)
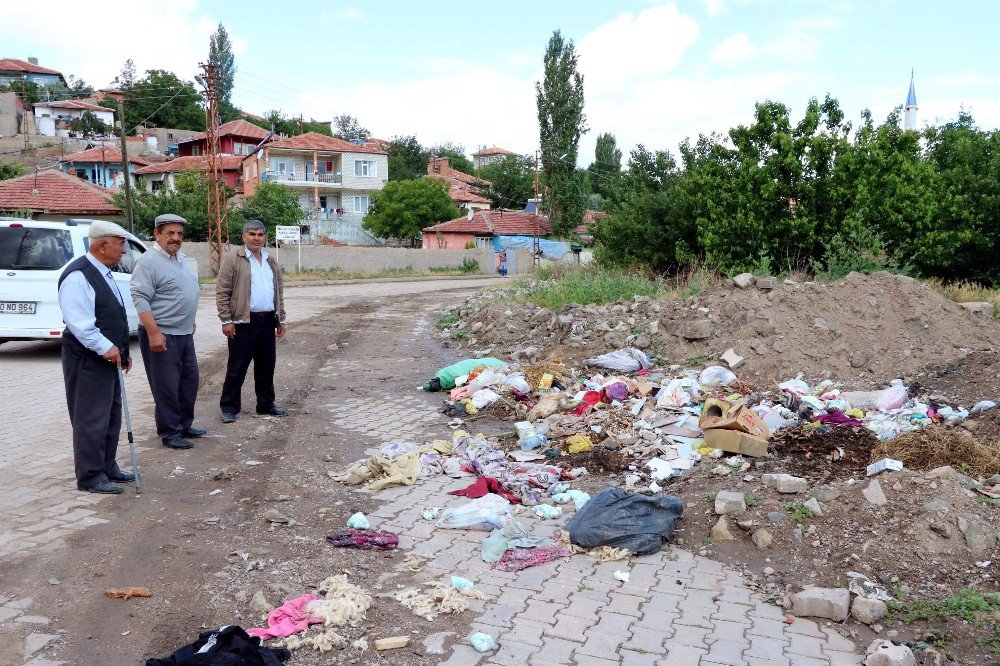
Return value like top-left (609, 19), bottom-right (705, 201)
top-left (130, 213), bottom-right (204, 449)
top-left (58, 220), bottom-right (135, 494)
top-left (216, 219), bottom-right (287, 423)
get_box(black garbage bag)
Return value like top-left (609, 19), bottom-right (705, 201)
top-left (145, 625), bottom-right (291, 666)
top-left (566, 488), bottom-right (684, 555)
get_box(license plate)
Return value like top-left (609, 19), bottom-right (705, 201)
top-left (0, 302), bottom-right (36, 314)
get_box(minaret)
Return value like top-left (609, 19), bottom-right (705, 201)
top-left (904, 70), bottom-right (918, 131)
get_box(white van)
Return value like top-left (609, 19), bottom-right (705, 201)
top-left (0, 218), bottom-right (147, 344)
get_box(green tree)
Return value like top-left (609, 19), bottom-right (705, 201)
top-left (69, 111), bottom-right (112, 138)
top-left (106, 69), bottom-right (203, 133)
top-left (208, 24), bottom-right (236, 105)
top-left (588, 132), bottom-right (622, 198)
top-left (362, 178), bottom-right (458, 242)
top-left (232, 182), bottom-right (303, 235)
top-left (0, 80), bottom-right (41, 105)
top-left (0, 158), bottom-right (25, 181)
top-left (536, 29), bottom-right (588, 236)
top-left (387, 135), bottom-right (428, 181)
top-left (333, 114), bottom-right (369, 141)
top-left (119, 170), bottom-right (234, 241)
top-left (476, 154), bottom-right (535, 209)
top-left (428, 142), bottom-right (475, 175)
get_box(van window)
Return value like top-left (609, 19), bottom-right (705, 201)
top-left (0, 227), bottom-right (75, 270)
top-left (113, 239), bottom-right (146, 274)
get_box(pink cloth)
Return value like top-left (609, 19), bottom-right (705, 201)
top-left (246, 593), bottom-right (323, 640)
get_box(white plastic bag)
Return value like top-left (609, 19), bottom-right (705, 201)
top-left (842, 380), bottom-right (908, 411)
top-left (437, 494), bottom-right (511, 531)
top-left (469, 388), bottom-right (501, 409)
top-left (584, 348), bottom-right (652, 373)
top-left (699, 366), bottom-right (737, 388)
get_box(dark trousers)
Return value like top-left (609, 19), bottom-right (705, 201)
top-left (219, 314), bottom-right (276, 415)
top-left (139, 329), bottom-right (199, 442)
top-left (62, 347), bottom-right (123, 489)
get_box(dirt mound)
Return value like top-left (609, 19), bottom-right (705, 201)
top-left (449, 272), bottom-right (1000, 391)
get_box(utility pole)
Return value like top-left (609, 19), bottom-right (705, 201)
top-left (200, 61), bottom-right (227, 275)
top-left (21, 76), bottom-right (28, 151)
top-left (533, 150), bottom-right (540, 268)
top-left (117, 98), bottom-right (135, 233)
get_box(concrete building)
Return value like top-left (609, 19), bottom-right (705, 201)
top-left (472, 146), bottom-right (515, 170)
top-left (427, 157), bottom-right (491, 211)
top-left (422, 209), bottom-right (550, 250)
top-left (241, 132), bottom-right (389, 245)
top-left (58, 147), bottom-right (152, 190)
top-left (32, 100), bottom-right (114, 138)
top-left (0, 91), bottom-right (29, 138)
top-left (178, 119), bottom-right (271, 157)
top-left (133, 155), bottom-right (244, 193)
top-left (0, 169), bottom-right (121, 222)
top-left (0, 58), bottom-right (66, 87)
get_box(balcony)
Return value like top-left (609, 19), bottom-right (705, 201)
top-left (264, 171), bottom-right (342, 185)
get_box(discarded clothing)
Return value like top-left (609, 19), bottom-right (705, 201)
top-left (437, 494), bottom-right (512, 530)
top-left (329, 439), bottom-right (453, 490)
top-left (326, 529), bottom-right (399, 551)
top-left (814, 410), bottom-right (864, 429)
top-left (448, 476), bottom-right (520, 504)
top-left (572, 390), bottom-right (602, 415)
top-left (495, 545), bottom-right (573, 572)
top-left (481, 520), bottom-right (546, 562)
top-left (566, 488), bottom-right (684, 555)
top-left (247, 594), bottom-right (323, 641)
top-left (147, 625), bottom-right (292, 665)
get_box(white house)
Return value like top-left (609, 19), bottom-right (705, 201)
top-left (33, 99), bottom-right (115, 137)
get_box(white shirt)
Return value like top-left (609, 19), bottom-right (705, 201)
top-left (248, 248), bottom-right (275, 313)
top-left (57, 252), bottom-right (126, 355)
top-left (153, 241), bottom-right (185, 263)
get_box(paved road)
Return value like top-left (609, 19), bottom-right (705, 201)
top-left (0, 277), bottom-right (503, 563)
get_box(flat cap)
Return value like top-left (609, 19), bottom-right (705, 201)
top-left (154, 213), bottom-right (187, 227)
top-left (88, 220), bottom-right (130, 239)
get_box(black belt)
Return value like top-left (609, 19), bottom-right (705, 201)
top-left (249, 311), bottom-right (275, 318)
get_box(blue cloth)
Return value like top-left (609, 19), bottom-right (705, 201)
top-left (57, 252), bottom-right (125, 356)
top-left (492, 235), bottom-right (570, 260)
top-left (248, 248), bottom-right (275, 312)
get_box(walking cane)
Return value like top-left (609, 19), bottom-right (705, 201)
top-left (118, 366), bottom-right (142, 496)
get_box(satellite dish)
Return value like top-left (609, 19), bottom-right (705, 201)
top-left (467, 208), bottom-right (474, 221)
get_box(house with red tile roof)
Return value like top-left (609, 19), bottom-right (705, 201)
top-left (573, 209), bottom-right (608, 244)
top-left (0, 57), bottom-right (66, 87)
top-left (472, 146), bottom-right (516, 169)
top-left (178, 119), bottom-right (272, 158)
top-left (421, 209), bottom-right (550, 249)
top-left (32, 99), bottom-right (115, 138)
top-left (241, 132), bottom-right (389, 245)
top-left (0, 170), bottom-right (121, 221)
top-left (427, 157), bottom-right (491, 211)
top-left (58, 147), bottom-right (152, 190)
top-left (133, 155), bottom-right (245, 193)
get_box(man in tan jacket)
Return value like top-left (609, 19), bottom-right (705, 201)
top-left (216, 220), bottom-right (288, 423)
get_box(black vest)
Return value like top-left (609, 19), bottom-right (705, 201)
top-left (58, 255), bottom-right (129, 363)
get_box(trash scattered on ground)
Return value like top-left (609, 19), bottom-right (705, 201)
top-left (374, 636), bottom-right (410, 651)
top-left (469, 632), bottom-right (496, 653)
top-left (145, 626), bottom-right (291, 665)
top-left (866, 458), bottom-right (904, 477)
top-left (495, 545), bottom-right (573, 572)
top-left (437, 494), bottom-right (512, 530)
top-left (567, 488), bottom-right (684, 555)
top-left (345, 512), bottom-right (370, 529)
top-left (395, 581), bottom-right (487, 621)
top-left (325, 529), bottom-right (399, 550)
top-left (274, 576), bottom-right (373, 653)
top-left (613, 570), bottom-right (631, 583)
top-left (105, 587), bottom-right (153, 600)
top-left (403, 551), bottom-right (431, 571)
top-left (247, 594), bottom-right (323, 640)
top-left (421, 506), bottom-right (440, 520)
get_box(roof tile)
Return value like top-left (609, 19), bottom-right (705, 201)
top-left (423, 209), bottom-right (550, 236)
top-left (0, 169), bottom-right (120, 215)
top-left (266, 132), bottom-right (387, 154)
top-left (133, 155), bottom-right (244, 175)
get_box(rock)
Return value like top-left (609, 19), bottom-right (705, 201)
top-left (957, 516), bottom-right (969, 533)
top-left (767, 511), bottom-right (790, 524)
top-left (710, 516), bottom-right (735, 541)
top-left (470, 321), bottom-right (483, 333)
top-left (864, 639), bottom-right (916, 666)
top-left (929, 522), bottom-right (953, 539)
top-left (720, 348), bottom-right (744, 369)
top-left (852, 598), bottom-right (888, 625)
top-left (851, 353), bottom-right (868, 369)
top-left (679, 319), bottom-right (713, 340)
top-left (262, 508), bottom-right (291, 524)
top-left (814, 317), bottom-right (829, 330)
top-left (964, 520), bottom-right (998, 554)
top-left (917, 499), bottom-right (952, 516)
top-left (752, 528), bottom-right (773, 549)
top-left (862, 479), bottom-right (888, 506)
top-left (750, 340), bottom-right (768, 355)
top-left (804, 497), bottom-right (823, 517)
top-left (512, 346), bottom-right (540, 362)
top-left (733, 273), bottom-right (755, 289)
top-left (714, 491), bottom-right (746, 515)
top-left (326, 343), bottom-right (339, 351)
top-left (790, 587), bottom-right (851, 621)
top-left (815, 485), bottom-right (842, 502)
top-left (557, 314), bottom-right (574, 329)
top-left (648, 320), bottom-right (660, 335)
top-left (634, 333), bottom-right (652, 349)
top-left (250, 590), bottom-right (272, 615)
top-left (924, 465), bottom-right (975, 485)
top-left (763, 566), bottom-right (775, 576)
top-left (755, 275), bottom-right (777, 290)
top-left (762, 473), bottom-right (808, 494)
top-left (960, 301), bottom-right (995, 317)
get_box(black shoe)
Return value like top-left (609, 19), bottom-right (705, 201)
top-left (182, 427), bottom-right (207, 438)
top-left (163, 437), bottom-right (194, 449)
top-left (86, 481), bottom-right (123, 494)
top-left (257, 407), bottom-right (289, 417)
top-left (108, 469), bottom-right (135, 483)
top-left (220, 412), bottom-right (236, 424)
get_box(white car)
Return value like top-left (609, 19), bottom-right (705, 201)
top-left (0, 217), bottom-right (147, 344)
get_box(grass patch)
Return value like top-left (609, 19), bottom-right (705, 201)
top-left (436, 313), bottom-right (460, 328)
top-left (784, 502), bottom-right (814, 523)
top-left (925, 278), bottom-right (1000, 322)
top-left (745, 494), bottom-right (761, 508)
top-left (892, 589), bottom-right (1000, 653)
top-left (449, 330), bottom-right (470, 342)
top-left (515, 265), bottom-right (665, 309)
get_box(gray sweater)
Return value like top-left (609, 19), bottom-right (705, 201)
top-left (130, 245), bottom-right (200, 335)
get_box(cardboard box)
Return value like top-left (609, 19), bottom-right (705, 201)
top-left (866, 458), bottom-right (903, 477)
top-left (704, 429), bottom-right (769, 458)
top-left (699, 398), bottom-right (771, 439)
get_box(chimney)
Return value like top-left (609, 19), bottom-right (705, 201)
top-left (27, 57), bottom-right (38, 65)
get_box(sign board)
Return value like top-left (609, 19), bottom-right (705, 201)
top-left (276, 225), bottom-right (301, 243)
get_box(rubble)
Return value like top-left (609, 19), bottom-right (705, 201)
top-left (714, 491), bottom-right (746, 515)
top-left (790, 587), bottom-right (851, 621)
top-left (851, 598), bottom-right (888, 625)
top-left (763, 474), bottom-right (809, 494)
top-left (864, 640), bottom-right (917, 666)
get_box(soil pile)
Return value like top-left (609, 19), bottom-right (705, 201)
top-left (448, 272), bottom-right (1000, 392)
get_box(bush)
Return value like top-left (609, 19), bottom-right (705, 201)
top-left (463, 239), bottom-right (477, 249)
top-left (518, 265), bottom-right (663, 309)
top-left (810, 225), bottom-right (904, 282)
top-left (460, 257), bottom-right (480, 274)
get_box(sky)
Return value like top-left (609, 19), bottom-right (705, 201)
top-left (3, 0), bottom-right (999, 164)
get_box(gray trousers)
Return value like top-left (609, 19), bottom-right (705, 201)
top-left (62, 347), bottom-right (122, 489)
top-left (138, 329), bottom-right (199, 442)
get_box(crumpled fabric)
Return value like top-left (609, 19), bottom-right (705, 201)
top-left (814, 410), bottom-right (864, 428)
top-left (448, 476), bottom-right (521, 504)
top-left (329, 440), bottom-right (453, 490)
top-left (572, 390), bottom-right (602, 415)
top-left (247, 594), bottom-right (323, 640)
top-left (494, 545), bottom-right (573, 572)
top-left (146, 626), bottom-right (291, 665)
top-left (326, 529), bottom-right (399, 550)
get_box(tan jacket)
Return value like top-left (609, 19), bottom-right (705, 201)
top-left (215, 246), bottom-right (286, 324)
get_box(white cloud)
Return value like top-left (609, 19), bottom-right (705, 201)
top-left (702, 0), bottom-right (725, 16)
top-left (710, 33), bottom-right (757, 64)
top-left (342, 7), bottom-right (365, 22)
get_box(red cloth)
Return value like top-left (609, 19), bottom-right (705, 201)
top-left (246, 594), bottom-right (322, 640)
top-left (495, 545), bottom-right (572, 572)
top-left (573, 390), bottom-right (602, 415)
top-left (448, 476), bottom-right (521, 504)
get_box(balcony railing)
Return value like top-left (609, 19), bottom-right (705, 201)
top-left (265, 171), bottom-right (342, 184)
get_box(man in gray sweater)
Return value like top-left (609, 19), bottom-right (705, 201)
top-left (130, 213), bottom-right (204, 449)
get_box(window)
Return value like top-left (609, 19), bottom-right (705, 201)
top-left (475, 237), bottom-right (491, 250)
top-left (113, 240), bottom-right (146, 274)
top-left (151, 180), bottom-right (164, 193)
top-left (319, 196), bottom-right (328, 209)
top-left (355, 160), bottom-right (375, 177)
top-left (0, 227), bottom-right (74, 270)
top-left (191, 145), bottom-right (200, 156)
top-left (273, 158), bottom-right (293, 176)
top-left (354, 195), bottom-right (370, 214)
